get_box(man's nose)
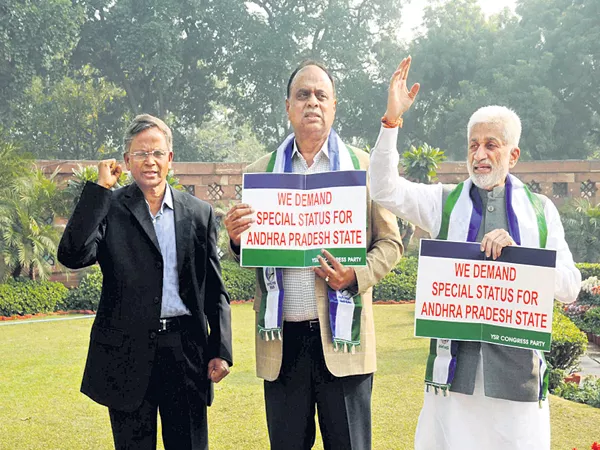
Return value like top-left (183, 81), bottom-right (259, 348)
top-left (307, 92), bottom-right (319, 106)
top-left (143, 155), bottom-right (157, 164)
top-left (473, 145), bottom-right (487, 161)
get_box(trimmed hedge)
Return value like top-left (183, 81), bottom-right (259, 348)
top-left (0, 278), bottom-right (69, 316)
top-left (547, 307), bottom-right (588, 391)
top-left (576, 263), bottom-right (600, 281)
top-left (64, 266), bottom-right (102, 311)
top-left (219, 256), bottom-right (419, 302)
top-left (581, 307), bottom-right (600, 335)
top-left (221, 260), bottom-right (256, 301)
top-left (372, 257), bottom-right (418, 301)
top-left (62, 263), bottom-right (258, 307)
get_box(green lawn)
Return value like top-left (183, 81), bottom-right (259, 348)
top-left (1, 304), bottom-right (599, 449)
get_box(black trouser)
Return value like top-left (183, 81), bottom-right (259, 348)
top-left (264, 320), bottom-right (373, 450)
top-left (109, 327), bottom-right (208, 450)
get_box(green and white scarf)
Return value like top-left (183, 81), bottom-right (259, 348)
top-left (257, 129), bottom-right (364, 352)
top-left (426, 174), bottom-right (550, 402)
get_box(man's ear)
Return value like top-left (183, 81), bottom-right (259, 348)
top-left (123, 153), bottom-right (131, 171)
top-left (509, 146), bottom-right (520, 168)
top-left (285, 98), bottom-right (290, 115)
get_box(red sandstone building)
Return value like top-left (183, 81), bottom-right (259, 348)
top-left (39, 159), bottom-right (599, 285)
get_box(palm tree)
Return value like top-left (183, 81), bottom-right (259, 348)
top-left (63, 164), bottom-right (184, 216)
top-left (561, 198), bottom-right (600, 263)
top-left (398, 143), bottom-right (447, 250)
top-left (0, 169), bottom-right (66, 280)
top-left (401, 143), bottom-right (446, 184)
top-left (0, 141), bottom-right (32, 182)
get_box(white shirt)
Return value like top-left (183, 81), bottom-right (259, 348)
top-left (368, 126), bottom-right (580, 303)
top-left (368, 126), bottom-right (581, 449)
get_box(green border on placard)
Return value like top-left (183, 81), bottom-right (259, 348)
top-left (241, 247), bottom-right (367, 268)
top-left (415, 318), bottom-right (551, 351)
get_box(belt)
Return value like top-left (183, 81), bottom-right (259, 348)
top-left (284, 319), bottom-right (320, 332)
top-left (157, 316), bottom-right (188, 334)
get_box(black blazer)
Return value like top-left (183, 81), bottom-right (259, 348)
top-left (58, 182), bottom-right (232, 412)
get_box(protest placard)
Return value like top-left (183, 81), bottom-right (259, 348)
top-left (240, 170), bottom-right (367, 268)
top-left (415, 239), bottom-right (556, 351)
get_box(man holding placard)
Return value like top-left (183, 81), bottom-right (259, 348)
top-left (369, 57), bottom-right (581, 449)
top-left (224, 61), bottom-right (402, 449)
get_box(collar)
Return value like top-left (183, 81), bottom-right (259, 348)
top-left (145, 184), bottom-right (173, 218)
top-left (478, 184), bottom-right (506, 199)
top-left (292, 137), bottom-right (330, 163)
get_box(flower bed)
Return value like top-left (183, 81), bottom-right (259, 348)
top-left (572, 442), bottom-right (599, 450)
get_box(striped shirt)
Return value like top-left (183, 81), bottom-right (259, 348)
top-left (282, 139), bottom-right (330, 322)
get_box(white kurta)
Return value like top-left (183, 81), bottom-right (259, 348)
top-left (368, 126), bottom-right (580, 450)
top-left (414, 352), bottom-right (550, 449)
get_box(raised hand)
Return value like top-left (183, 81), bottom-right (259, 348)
top-left (384, 56), bottom-right (420, 121)
top-left (97, 159), bottom-right (123, 190)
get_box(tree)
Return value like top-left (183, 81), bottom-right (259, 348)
top-left (561, 199), bottom-right (600, 263)
top-left (72, 0), bottom-right (231, 125)
top-left (175, 106), bottom-right (267, 162)
top-left (0, 139), bottom-right (34, 280)
top-left (224, 0), bottom-right (405, 149)
top-left (0, 0), bottom-right (84, 127)
top-left (402, 0), bottom-right (495, 157)
top-left (0, 169), bottom-right (67, 280)
top-left (62, 164), bottom-right (128, 214)
top-left (398, 143), bottom-right (446, 251)
top-left (403, 0), bottom-right (599, 160)
top-left (515, 0), bottom-right (600, 159)
top-left (12, 66), bottom-right (125, 160)
top-left (0, 135), bottom-right (32, 189)
top-left (401, 143), bottom-right (446, 184)
top-left (62, 163), bottom-right (185, 216)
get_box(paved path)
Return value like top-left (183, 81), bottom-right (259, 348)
top-left (0, 315), bottom-right (95, 326)
top-left (580, 341), bottom-right (600, 377)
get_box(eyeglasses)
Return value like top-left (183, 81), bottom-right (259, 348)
top-left (129, 150), bottom-right (169, 160)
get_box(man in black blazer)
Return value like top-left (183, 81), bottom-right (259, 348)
top-left (58, 114), bottom-right (233, 450)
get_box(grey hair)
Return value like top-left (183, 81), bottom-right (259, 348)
top-left (467, 106), bottom-right (522, 148)
top-left (123, 114), bottom-right (173, 153)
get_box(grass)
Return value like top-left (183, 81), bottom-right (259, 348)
top-left (0, 303), bottom-right (599, 449)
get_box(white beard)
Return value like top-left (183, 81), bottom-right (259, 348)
top-left (467, 161), bottom-right (507, 190)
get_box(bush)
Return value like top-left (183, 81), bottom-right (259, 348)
top-left (64, 266), bottom-right (103, 311)
top-left (219, 256), bottom-right (419, 302)
top-left (0, 278), bottom-right (69, 316)
top-left (576, 263), bottom-right (600, 281)
top-left (578, 276), bottom-right (600, 306)
top-left (372, 256), bottom-right (418, 301)
top-left (546, 308), bottom-right (587, 390)
top-left (582, 307), bottom-right (600, 335)
top-left (554, 376), bottom-right (600, 409)
top-left (64, 261), bottom-right (258, 308)
top-left (548, 368), bottom-right (566, 393)
top-left (221, 260), bottom-right (256, 301)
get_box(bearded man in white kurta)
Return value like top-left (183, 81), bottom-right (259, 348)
top-left (368, 57), bottom-right (581, 450)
